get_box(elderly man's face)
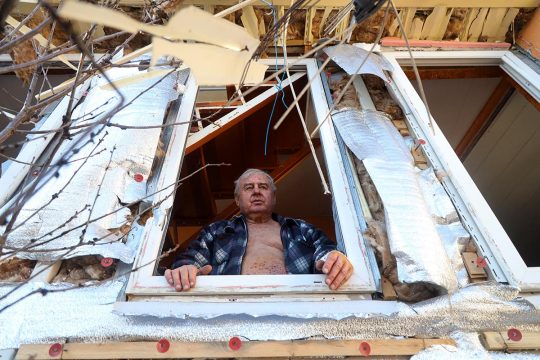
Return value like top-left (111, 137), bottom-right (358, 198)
top-left (235, 172), bottom-right (276, 217)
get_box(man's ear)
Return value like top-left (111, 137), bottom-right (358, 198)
top-left (235, 196), bottom-right (239, 206)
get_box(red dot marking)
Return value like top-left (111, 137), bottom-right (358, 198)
top-left (418, 139), bottom-right (426, 145)
top-left (49, 343), bottom-right (62, 357)
top-left (229, 336), bottom-right (242, 351)
top-left (156, 338), bottom-right (170, 353)
top-left (134, 173), bottom-right (144, 182)
top-left (32, 169), bottom-right (40, 176)
top-left (508, 328), bottom-right (522, 342)
top-left (100, 257), bottom-right (113, 267)
top-left (359, 341), bottom-right (371, 356)
top-left (476, 256), bottom-right (487, 268)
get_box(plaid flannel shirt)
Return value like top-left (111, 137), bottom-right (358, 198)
top-left (172, 213), bottom-right (336, 274)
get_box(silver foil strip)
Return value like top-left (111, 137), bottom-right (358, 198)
top-left (1, 280), bottom-right (540, 349)
top-left (323, 44), bottom-right (393, 82)
top-left (3, 67), bottom-right (184, 263)
top-left (333, 109), bottom-right (458, 293)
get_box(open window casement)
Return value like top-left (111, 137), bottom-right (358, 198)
top-left (126, 59), bottom-right (376, 297)
top-left (381, 50), bottom-right (540, 292)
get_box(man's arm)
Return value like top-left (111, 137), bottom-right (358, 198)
top-left (164, 227), bottom-right (214, 292)
top-left (305, 224), bottom-right (354, 290)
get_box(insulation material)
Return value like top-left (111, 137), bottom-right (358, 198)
top-left (1, 279), bottom-right (540, 350)
top-left (417, 167), bottom-right (459, 225)
top-left (324, 45), bottom-right (393, 82)
top-left (2, 66), bottom-right (184, 263)
top-left (52, 256), bottom-right (116, 285)
top-left (0, 258), bottom-right (35, 282)
top-left (332, 109), bottom-right (458, 294)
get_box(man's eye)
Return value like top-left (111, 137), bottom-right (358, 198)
top-left (260, 185), bottom-right (268, 190)
top-left (244, 185), bottom-right (253, 190)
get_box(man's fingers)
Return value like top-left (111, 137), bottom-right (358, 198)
top-left (322, 251), bottom-right (339, 274)
top-left (330, 263), bottom-right (352, 290)
top-left (325, 254), bottom-right (343, 286)
top-left (198, 264), bottom-right (212, 275)
top-left (164, 269), bottom-right (173, 285)
top-left (172, 269), bottom-right (182, 291)
top-left (179, 266), bottom-right (191, 290)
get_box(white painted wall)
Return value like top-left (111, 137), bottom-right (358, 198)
top-left (464, 91), bottom-right (540, 267)
top-left (412, 77), bottom-right (500, 148)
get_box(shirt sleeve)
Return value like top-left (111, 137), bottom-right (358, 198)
top-left (171, 226), bottom-right (214, 269)
top-left (302, 222), bottom-right (337, 273)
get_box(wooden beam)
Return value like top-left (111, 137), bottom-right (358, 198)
top-left (503, 73), bottom-right (540, 112)
top-left (481, 331), bottom-right (540, 351)
top-left (15, 338), bottom-right (456, 359)
top-left (402, 66), bottom-right (503, 80)
top-left (241, 5), bottom-right (260, 39)
top-left (454, 78), bottom-right (513, 159)
top-left (185, 72), bottom-right (305, 155)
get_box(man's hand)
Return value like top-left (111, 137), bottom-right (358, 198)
top-left (164, 264), bottom-right (212, 291)
top-left (316, 251), bottom-right (353, 290)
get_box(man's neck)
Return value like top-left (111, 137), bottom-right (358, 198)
top-left (244, 213), bottom-right (273, 224)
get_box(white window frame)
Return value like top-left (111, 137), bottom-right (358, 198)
top-left (126, 58), bottom-right (376, 296)
top-left (381, 49), bottom-right (540, 292)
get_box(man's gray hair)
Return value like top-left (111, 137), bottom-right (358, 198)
top-left (234, 169), bottom-right (276, 198)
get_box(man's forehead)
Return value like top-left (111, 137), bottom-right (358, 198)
top-left (241, 173), bottom-right (270, 185)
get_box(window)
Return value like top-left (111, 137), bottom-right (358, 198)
top-left (382, 50), bottom-right (540, 292)
top-left (126, 59), bottom-right (376, 296)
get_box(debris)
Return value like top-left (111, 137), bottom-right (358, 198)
top-left (52, 255), bottom-right (116, 285)
top-left (0, 258), bottom-right (36, 282)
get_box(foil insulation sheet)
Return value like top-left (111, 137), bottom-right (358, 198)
top-left (2, 67), bottom-right (186, 263)
top-left (333, 109), bottom-right (458, 293)
top-left (323, 44), bottom-right (393, 82)
top-left (1, 280), bottom-right (540, 350)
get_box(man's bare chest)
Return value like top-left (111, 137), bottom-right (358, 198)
top-left (241, 221), bottom-right (286, 274)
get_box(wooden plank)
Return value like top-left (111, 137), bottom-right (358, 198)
top-left (304, 7), bottom-right (316, 45)
top-left (467, 7), bottom-right (489, 42)
top-left (420, 7), bottom-right (451, 41)
top-left (482, 331), bottom-right (540, 351)
top-left (402, 8), bottom-right (417, 36)
top-left (392, 119), bottom-right (408, 130)
top-left (402, 66), bottom-right (503, 80)
top-left (16, 338), bottom-right (456, 359)
top-left (496, 8), bottom-right (519, 41)
top-left (410, 17), bottom-right (424, 40)
top-left (454, 78), bottom-right (513, 159)
top-left (381, 276), bottom-right (398, 300)
top-left (29, 261), bottom-right (62, 283)
top-left (460, 8), bottom-right (479, 41)
top-left (241, 5), bottom-right (259, 38)
top-left (185, 72), bottom-right (304, 155)
top-left (462, 252), bottom-right (488, 278)
top-left (15, 0), bottom-right (540, 12)
top-left (482, 8), bottom-right (509, 42)
top-left (319, 7), bottom-right (333, 37)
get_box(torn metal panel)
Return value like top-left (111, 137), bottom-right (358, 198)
top-left (332, 109), bottom-right (458, 293)
top-left (2, 67), bottom-right (186, 263)
top-left (324, 44), bottom-right (393, 82)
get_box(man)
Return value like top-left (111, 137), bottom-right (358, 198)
top-left (165, 169), bottom-right (353, 291)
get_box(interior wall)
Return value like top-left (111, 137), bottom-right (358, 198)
top-left (412, 77), bottom-right (500, 148)
top-left (464, 91), bottom-right (540, 267)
